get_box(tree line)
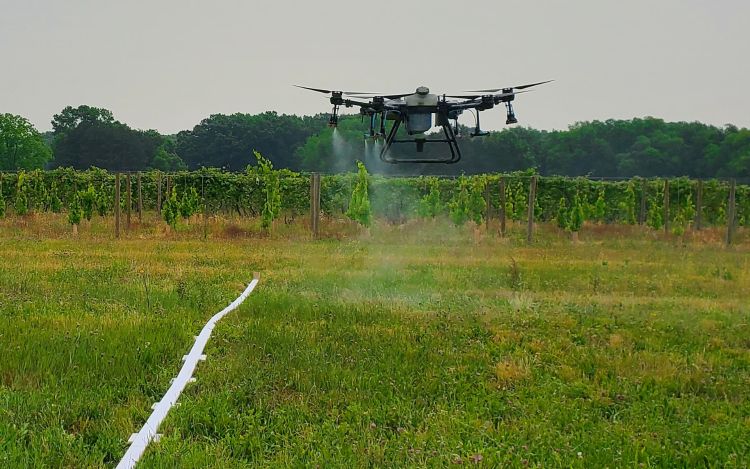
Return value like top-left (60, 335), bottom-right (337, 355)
top-left (1, 106), bottom-right (748, 177)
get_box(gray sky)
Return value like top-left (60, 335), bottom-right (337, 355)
top-left (1, 0), bottom-right (748, 134)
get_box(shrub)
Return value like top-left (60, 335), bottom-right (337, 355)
top-left (646, 191), bottom-right (664, 231)
top-left (512, 182), bottom-right (526, 220)
top-left (179, 187), bottom-right (200, 219)
top-left (254, 151), bottom-right (281, 231)
top-left (568, 192), bottom-right (585, 232)
top-left (49, 182), bottom-right (62, 213)
top-left (346, 161), bottom-right (371, 227)
top-left (556, 197), bottom-right (568, 230)
top-left (95, 186), bottom-right (109, 216)
top-left (672, 209), bottom-right (687, 236)
top-left (618, 182), bottom-right (637, 224)
top-left (67, 193), bottom-right (82, 226)
top-left (14, 172), bottom-right (29, 216)
top-left (80, 184), bottom-right (97, 221)
top-left (418, 177), bottom-right (442, 219)
top-left (593, 188), bottom-right (606, 222)
top-left (468, 177), bottom-right (486, 225)
top-left (162, 187), bottom-right (179, 229)
top-left (449, 175), bottom-right (471, 226)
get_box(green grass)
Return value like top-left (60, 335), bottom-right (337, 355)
top-left (1, 216), bottom-right (749, 467)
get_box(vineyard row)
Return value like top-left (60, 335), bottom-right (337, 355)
top-left (1, 168), bottom-right (748, 229)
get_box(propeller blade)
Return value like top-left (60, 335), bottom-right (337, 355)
top-left (294, 85), bottom-right (381, 96)
top-left (294, 85), bottom-right (333, 94)
top-left (347, 92), bottom-right (414, 99)
top-left (445, 90), bottom-right (532, 99)
top-left (515, 80), bottom-right (554, 90)
top-left (463, 80), bottom-right (553, 93)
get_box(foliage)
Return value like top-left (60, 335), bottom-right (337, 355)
top-left (7, 107), bottom-right (750, 177)
top-left (51, 106), bottom-right (172, 171)
top-left (179, 187), bottom-right (200, 219)
top-left (293, 117), bottom-right (750, 178)
top-left (449, 175), bottom-right (471, 226)
top-left (51, 105), bottom-right (115, 135)
top-left (150, 139), bottom-right (187, 171)
top-left (618, 182), bottom-right (637, 224)
top-left (671, 209), bottom-right (687, 236)
top-left (646, 188), bottom-right (664, 231)
top-left (512, 182), bottom-right (527, 220)
top-left (67, 192), bottom-right (82, 226)
top-left (568, 192), bottom-right (585, 232)
top-left (177, 112), bottom-right (326, 171)
top-left (80, 184), bottom-right (97, 221)
top-left (295, 116), bottom-right (371, 173)
top-left (592, 188), bottom-right (606, 222)
top-left (671, 183), bottom-right (695, 236)
top-left (418, 177), bottom-right (442, 219)
top-left (49, 182), bottom-right (62, 213)
top-left (162, 187), bottom-right (179, 229)
top-left (0, 113), bottom-right (52, 170)
top-left (0, 168), bottom-right (746, 229)
top-left (468, 178), bottom-right (486, 225)
top-left (346, 161), bottom-right (372, 227)
top-left (253, 151), bottom-right (282, 231)
top-left (95, 186), bottom-right (109, 216)
top-left (556, 197), bottom-right (568, 230)
top-left (14, 171), bottom-right (29, 216)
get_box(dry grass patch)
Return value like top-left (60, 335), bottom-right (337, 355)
top-left (493, 358), bottom-right (531, 387)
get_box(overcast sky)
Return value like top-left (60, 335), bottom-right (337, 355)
top-left (1, 0), bottom-right (748, 134)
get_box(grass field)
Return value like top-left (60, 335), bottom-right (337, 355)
top-left (1, 215), bottom-right (749, 467)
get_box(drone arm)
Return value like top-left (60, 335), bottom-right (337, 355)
top-left (346, 99), bottom-right (375, 107)
top-left (447, 101), bottom-right (487, 111)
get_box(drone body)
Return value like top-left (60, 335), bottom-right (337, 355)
top-left (296, 81), bottom-right (551, 164)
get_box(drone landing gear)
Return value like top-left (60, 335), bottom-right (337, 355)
top-left (379, 115), bottom-right (461, 164)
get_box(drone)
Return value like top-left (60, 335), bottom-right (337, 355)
top-left (296, 81), bottom-right (551, 164)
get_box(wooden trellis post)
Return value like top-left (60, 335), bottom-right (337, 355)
top-left (727, 179), bottom-right (737, 246)
top-left (137, 173), bottom-right (143, 222)
top-left (156, 172), bottom-right (162, 215)
top-left (499, 177), bottom-right (507, 237)
top-left (526, 176), bottom-right (537, 244)
top-left (694, 179), bottom-right (703, 230)
top-left (115, 173), bottom-right (121, 238)
top-left (126, 173), bottom-right (132, 229)
top-left (310, 173), bottom-right (321, 238)
top-left (484, 181), bottom-right (491, 232)
top-left (639, 179), bottom-right (647, 225)
top-left (663, 179), bottom-right (670, 233)
top-left (202, 175), bottom-right (208, 240)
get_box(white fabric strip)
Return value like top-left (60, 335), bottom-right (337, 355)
top-left (116, 274), bottom-right (260, 469)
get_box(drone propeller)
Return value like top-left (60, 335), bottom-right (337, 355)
top-left (444, 90), bottom-right (532, 100)
top-left (346, 92), bottom-right (413, 100)
top-left (294, 85), bottom-right (377, 96)
top-left (463, 80), bottom-right (553, 94)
